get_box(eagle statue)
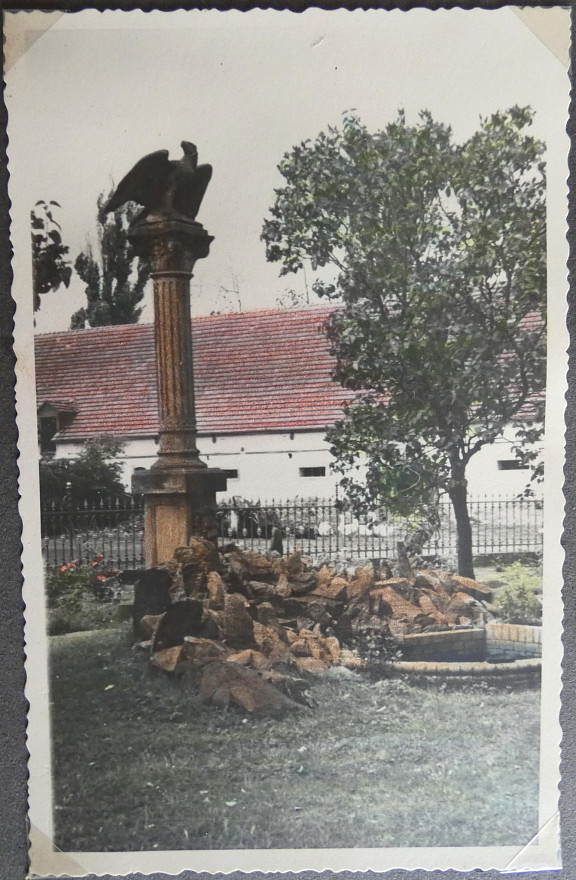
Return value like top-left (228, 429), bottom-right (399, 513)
top-left (105, 141), bottom-right (212, 221)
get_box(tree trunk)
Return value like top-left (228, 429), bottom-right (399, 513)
top-left (448, 460), bottom-right (475, 579)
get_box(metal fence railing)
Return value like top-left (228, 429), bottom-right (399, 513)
top-left (41, 495), bottom-right (145, 572)
top-left (41, 494), bottom-right (544, 573)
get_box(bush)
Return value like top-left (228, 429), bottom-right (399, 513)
top-left (40, 438), bottom-right (128, 506)
top-left (493, 562), bottom-right (542, 624)
top-left (46, 554), bottom-right (121, 635)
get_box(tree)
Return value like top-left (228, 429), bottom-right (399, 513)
top-left (262, 107), bottom-right (546, 577)
top-left (39, 438), bottom-right (127, 506)
top-left (31, 200), bottom-right (72, 312)
top-left (70, 191), bottom-right (150, 328)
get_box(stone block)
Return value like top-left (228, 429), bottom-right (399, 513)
top-left (152, 599), bottom-right (204, 651)
top-left (133, 568), bottom-right (173, 638)
top-left (133, 467), bottom-right (226, 566)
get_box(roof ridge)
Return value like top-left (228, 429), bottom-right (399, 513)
top-left (35, 322), bottom-right (154, 340)
top-left (34, 304), bottom-right (339, 340)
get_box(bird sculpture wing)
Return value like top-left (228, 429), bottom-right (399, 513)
top-left (105, 150), bottom-right (171, 213)
top-left (173, 162), bottom-right (213, 220)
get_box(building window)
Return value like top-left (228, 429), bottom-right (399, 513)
top-left (300, 466), bottom-right (326, 478)
top-left (497, 460), bottom-right (529, 471)
top-left (39, 416), bottom-right (58, 455)
top-left (224, 469), bottom-right (239, 479)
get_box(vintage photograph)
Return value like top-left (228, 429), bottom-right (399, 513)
top-left (4, 6), bottom-right (569, 875)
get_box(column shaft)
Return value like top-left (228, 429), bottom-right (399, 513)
top-left (129, 214), bottom-right (226, 563)
top-left (152, 270), bottom-right (201, 465)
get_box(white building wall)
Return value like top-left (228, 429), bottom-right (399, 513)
top-left (200, 432), bottom-right (340, 500)
top-left (464, 431), bottom-right (540, 498)
top-left (54, 427), bottom-right (542, 500)
top-left (54, 431), bottom-right (340, 499)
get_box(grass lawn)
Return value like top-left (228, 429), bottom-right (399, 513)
top-left (50, 623), bottom-right (540, 852)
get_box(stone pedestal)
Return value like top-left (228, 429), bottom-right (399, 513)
top-left (132, 467), bottom-right (227, 566)
top-left (129, 212), bottom-right (226, 566)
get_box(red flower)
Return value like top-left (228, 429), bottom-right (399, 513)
top-left (60, 561), bottom-right (76, 571)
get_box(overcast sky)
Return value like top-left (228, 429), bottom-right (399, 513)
top-left (5, 7), bottom-right (568, 332)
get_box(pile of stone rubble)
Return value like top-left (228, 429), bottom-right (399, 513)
top-left (132, 538), bottom-right (493, 714)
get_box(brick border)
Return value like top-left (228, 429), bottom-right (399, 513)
top-left (381, 657), bottom-right (541, 677)
top-left (400, 627), bottom-right (486, 662)
top-left (394, 623), bottom-right (542, 663)
top-left (485, 622), bottom-right (542, 659)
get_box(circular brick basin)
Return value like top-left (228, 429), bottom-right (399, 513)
top-left (383, 623), bottom-right (542, 685)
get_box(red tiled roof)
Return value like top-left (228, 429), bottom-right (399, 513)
top-left (520, 311), bottom-right (544, 333)
top-left (34, 307), bottom-right (351, 440)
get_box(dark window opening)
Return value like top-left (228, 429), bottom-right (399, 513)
top-left (39, 416), bottom-right (58, 455)
top-left (497, 459), bottom-right (529, 471)
top-left (224, 469), bottom-right (239, 479)
top-left (300, 466), bottom-right (326, 478)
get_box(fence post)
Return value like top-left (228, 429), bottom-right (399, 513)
top-left (63, 483), bottom-right (74, 563)
top-left (335, 488), bottom-right (340, 553)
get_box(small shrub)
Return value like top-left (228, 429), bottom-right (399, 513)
top-left (493, 562), bottom-right (541, 624)
top-left (40, 437), bottom-right (128, 507)
top-left (46, 555), bottom-right (121, 635)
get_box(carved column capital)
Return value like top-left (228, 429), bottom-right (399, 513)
top-left (129, 212), bottom-right (214, 275)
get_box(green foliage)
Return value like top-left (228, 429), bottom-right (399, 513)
top-left (493, 562), bottom-right (542, 624)
top-left (262, 107), bottom-right (546, 575)
top-left (40, 438), bottom-right (127, 506)
top-left (71, 191), bottom-right (149, 328)
top-left (46, 555), bottom-right (120, 635)
top-left (31, 200), bottom-right (72, 311)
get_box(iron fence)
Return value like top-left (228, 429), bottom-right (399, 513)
top-left (216, 495), bottom-right (543, 560)
top-left (41, 495), bottom-right (145, 572)
top-left (41, 494), bottom-right (544, 573)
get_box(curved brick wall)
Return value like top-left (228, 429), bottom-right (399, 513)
top-left (387, 623), bottom-right (542, 682)
top-left (395, 623), bottom-right (542, 663)
top-left (485, 622), bottom-right (542, 659)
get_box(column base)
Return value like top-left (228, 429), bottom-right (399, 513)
top-left (132, 467), bottom-right (227, 567)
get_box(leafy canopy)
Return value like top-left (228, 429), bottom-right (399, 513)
top-left (262, 107), bottom-right (546, 519)
top-left (71, 192), bottom-right (150, 328)
top-left (31, 200), bottom-right (72, 311)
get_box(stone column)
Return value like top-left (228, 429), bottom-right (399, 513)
top-left (129, 213), bottom-right (226, 566)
